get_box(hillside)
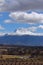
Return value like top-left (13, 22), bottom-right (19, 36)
top-left (0, 34), bottom-right (43, 46)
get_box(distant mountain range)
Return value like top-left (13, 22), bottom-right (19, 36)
top-left (0, 34), bottom-right (43, 46)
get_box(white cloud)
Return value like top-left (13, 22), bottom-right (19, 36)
top-left (0, 32), bottom-right (6, 36)
top-left (38, 25), bottom-right (43, 29)
top-left (9, 11), bottom-right (43, 23)
top-left (21, 27), bottom-right (37, 32)
top-left (4, 19), bottom-right (12, 23)
top-left (7, 27), bottom-right (43, 36)
top-left (0, 25), bottom-right (5, 30)
top-left (0, 32), bottom-right (43, 36)
top-left (8, 26), bottom-right (37, 35)
top-left (0, 26), bottom-right (43, 36)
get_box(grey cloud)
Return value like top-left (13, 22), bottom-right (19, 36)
top-left (1, 0), bottom-right (43, 11)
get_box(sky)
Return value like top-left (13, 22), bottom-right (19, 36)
top-left (0, 0), bottom-right (43, 36)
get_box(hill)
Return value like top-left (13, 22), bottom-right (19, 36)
top-left (0, 34), bottom-right (43, 46)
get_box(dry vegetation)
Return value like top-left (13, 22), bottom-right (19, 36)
top-left (0, 45), bottom-right (43, 65)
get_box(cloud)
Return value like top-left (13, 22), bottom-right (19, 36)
top-left (7, 25), bottom-right (43, 36)
top-left (9, 11), bottom-right (43, 23)
top-left (1, 0), bottom-right (43, 11)
top-left (38, 25), bottom-right (43, 29)
top-left (7, 27), bottom-right (43, 36)
top-left (24, 27), bottom-right (37, 32)
top-left (4, 19), bottom-right (12, 23)
top-left (0, 32), bottom-right (6, 36)
top-left (0, 0), bottom-right (5, 6)
top-left (0, 25), bottom-right (5, 30)
top-left (16, 27), bottom-right (37, 32)
top-left (0, 26), bottom-right (43, 36)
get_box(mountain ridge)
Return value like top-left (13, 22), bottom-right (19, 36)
top-left (0, 34), bottom-right (43, 46)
